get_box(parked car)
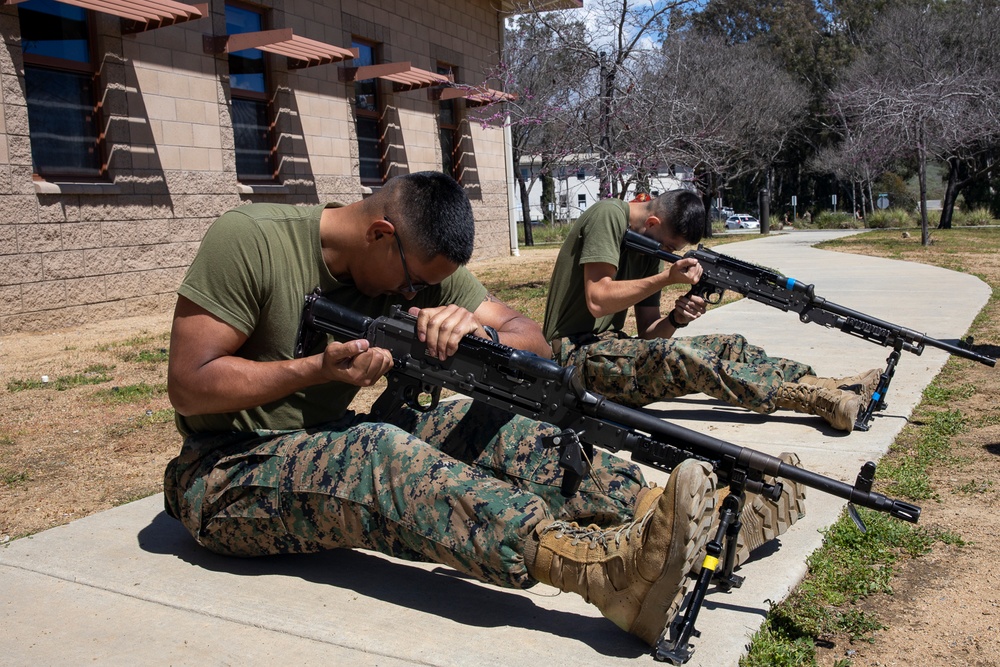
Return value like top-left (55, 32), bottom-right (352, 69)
top-left (725, 214), bottom-right (760, 230)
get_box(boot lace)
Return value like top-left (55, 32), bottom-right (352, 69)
top-left (542, 511), bottom-right (650, 549)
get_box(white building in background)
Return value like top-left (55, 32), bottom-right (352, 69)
top-left (516, 155), bottom-right (695, 223)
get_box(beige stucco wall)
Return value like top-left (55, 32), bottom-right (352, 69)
top-left (0, 0), bottom-right (513, 336)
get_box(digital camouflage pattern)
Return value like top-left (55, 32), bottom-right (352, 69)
top-left (164, 399), bottom-right (645, 588)
top-left (555, 333), bottom-right (814, 413)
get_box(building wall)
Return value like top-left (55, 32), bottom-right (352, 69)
top-left (0, 0), bottom-right (513, 336)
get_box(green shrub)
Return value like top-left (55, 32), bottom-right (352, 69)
top-left (960, 207), bottom-right (995, 226)
top-left (516, 222), bottom-right (572, 246)
top-left (866, 208), bottom-right (913, 229)
top-left (814, 211), bottom-right (862, 229)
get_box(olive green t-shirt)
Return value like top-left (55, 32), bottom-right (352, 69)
top-left (543, 198), bottom-right (661, 340)
top-left (175, 202), bottom-right (486, 436)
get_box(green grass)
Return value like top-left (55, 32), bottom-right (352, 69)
top-left (743, 509), bottom-right (963, 665)
top-left (106, 408), bottom-right (175, 438)
top-left (6, 364), bottom-right (115, 392)
top-left (744, 397), bottom-right (970, 664)
top-left (91, 382), bottom-right (168, 404)
top-left (0, 467), bottom-right (30, 486)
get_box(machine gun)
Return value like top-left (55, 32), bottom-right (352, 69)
top-left (622, 229), bottom-right (996, 431)
top-left (295, 293), bottom-right (921, 664)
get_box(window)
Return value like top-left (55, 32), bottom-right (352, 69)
top-left (578, 193), bottom-right (587, 209)
top-left (437, 63), bottom-right (459, 181)
top-left (19, 0), bottom-right (102, 178)
top-left (352, 40), bottom-right (384, 185)
top-left (226, 4), bottom-right (274, 180)
top-left (576, 170), bottom-right (585, 180)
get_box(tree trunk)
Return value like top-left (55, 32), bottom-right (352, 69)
top-left (918, 135), bottom-right (930, 246)
top-left (938, 157), bottom-right (961, 230)
top-left (517, 172), bottom-right (534, 246)
top-left (703, 171), bottom-right (716, 239)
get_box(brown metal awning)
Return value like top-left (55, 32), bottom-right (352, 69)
top-left (339, 61), bottom-right (453, 93)
top-left (205, 28), bottom-right (357, 69)
top-left (3, 0), bottom-right (208, 33)
top-left (433, 85), bottom-right (516, 107)
top-left (382, 66), bottom-right (452, 92)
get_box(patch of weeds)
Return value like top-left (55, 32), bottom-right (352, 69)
top-left (973, 413), bottom-right (1000, 427)
top-left (95, 333), bottom-right (159, 352)
top-left (740, 616), bottom-right (817, 667)
top-left (92, 382), bottom-right (167, 405)
top-left (1, 467), bottom-right (30, 486)
top-left (7, 378), bottom-right (44, 392)
top-left (92, 331), bottom-right (170, 365)
top-left (922, 382), bottom-right (975, 406)
top-left (880, 456), bottom-right (936, 500)
top-left (106, 408), bottom-right (174, 438)
top-left (954, 479), bottom-right (993, 495)
top-left (6, 364), bottom-right (114, 393)
top-left (112, 347), bottom-right (169, 364)
top-left (745, 507), bottom-right (961, 664)
top-left (881, 409), bottom-right (966, 499)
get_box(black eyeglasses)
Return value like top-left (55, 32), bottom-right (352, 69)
top-left (388, 218), bottom-right (428, 294)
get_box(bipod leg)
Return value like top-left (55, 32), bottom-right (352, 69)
top-left (855, 343), bottom-right (901, 432)
top-left (654, 486), bottom-right (746, 664)
top-left (714, 490), bottom-right (746, 592)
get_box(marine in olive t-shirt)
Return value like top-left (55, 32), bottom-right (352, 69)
top-left (543, 198), bottom-right (660, 341)
top-left (176, 202), bottom-right (486, 436)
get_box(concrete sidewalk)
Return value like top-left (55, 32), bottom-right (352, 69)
top-left (1, 230), bottom-right (992, 666)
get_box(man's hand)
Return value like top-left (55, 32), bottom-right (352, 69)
top-left (672, 293), bottom-right (707, 326)
top-left (322, 339), bottom-right (394, 386)
top-left (409, 304), bottom-right (481, 360)
top-left (666, 257), bottom-right (703, 286)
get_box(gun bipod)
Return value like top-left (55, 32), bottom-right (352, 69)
top-left (855, 343), bottom-right (902, 432)
top-left (654, 480), bottom-right (749, 664)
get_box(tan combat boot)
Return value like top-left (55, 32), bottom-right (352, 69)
top-left (775, 382), bottom-right (861, 432)
top-left (799, 368), bottom-right (882, 404)
top-left (698, 452), bottom-right (807, 571)
top-left (524, 459), bottom-right (717, 646)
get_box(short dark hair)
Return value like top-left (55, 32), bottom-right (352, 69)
top-left (383, 172), bottom-right (475, 265)
top-left (652, 189), bottom-right (705, 246)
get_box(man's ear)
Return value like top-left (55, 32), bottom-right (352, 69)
top-left (643, 215), bottom-right (661, 232)
top-left (365, 218), bottom-right (395, 242)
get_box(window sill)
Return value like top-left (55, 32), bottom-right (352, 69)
top-left (33, 180), bottom-right (122, 195)
top-left (237, 183), bottom-right (289, 194)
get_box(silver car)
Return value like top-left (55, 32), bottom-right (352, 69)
top-left (725, 214), bottom-right (760, 230)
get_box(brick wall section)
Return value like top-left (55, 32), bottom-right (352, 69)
top-left (0, 0), bottom-right (514, 336)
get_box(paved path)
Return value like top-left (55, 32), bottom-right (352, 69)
top-left (1, 230), bottom-right (992, 666)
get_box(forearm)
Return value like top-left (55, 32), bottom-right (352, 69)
top-left (641, 315), bottom-right (679, 340)
top-left (169, 353), bottom-right (326, 417)
top-left (586, 275), bottom-right (668, 319)
top-left (490, 317), bottom-right (552, 358)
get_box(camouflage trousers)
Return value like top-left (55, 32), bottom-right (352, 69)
top-left (163, 399), bottom-right (644, 589)
top-left (556, 332), bottom-right (814, 413)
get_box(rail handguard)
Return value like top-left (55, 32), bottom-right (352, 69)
top-left (623, 229), bottom-right (996, 430)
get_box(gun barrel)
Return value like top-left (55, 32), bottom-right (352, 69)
top-left (591, 395), bottom-right (920, 521)
top-left (622, 230), bottom-right (995, 368)
top-left (811, 296), bottom-right (996, 366)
